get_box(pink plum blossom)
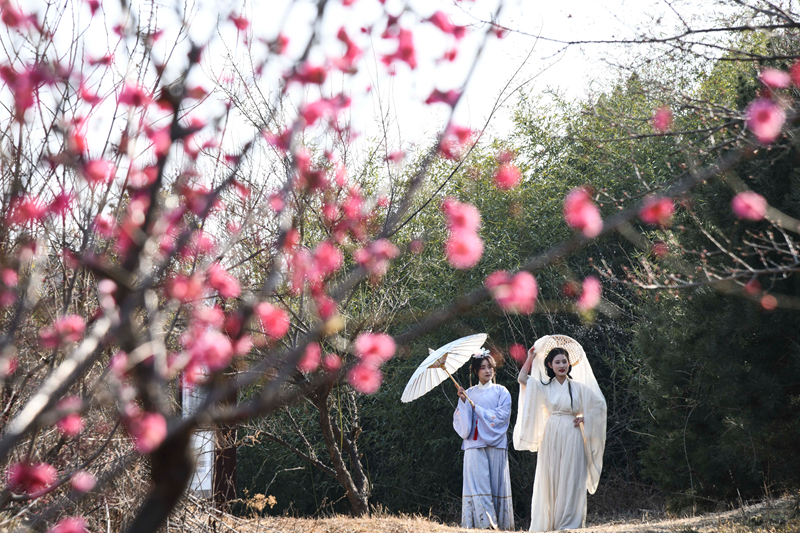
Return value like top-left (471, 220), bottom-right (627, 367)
top-left (493, 163), bottom-right (521, 190)
top-left (49, 517), bottom-right (88, 533)
top-left (165, 274), bottom-right (204, 303)
top-left (188, 330), bottom-right (234, 371)
top-left (745, 98), bottom-right (785, 145)
top-left (56, 397), bottom-right (84, 437)
top-left (731, 191), bottom-right (767, 221)
top-left (348, 363), bottom-right (382, 394)
top-left (128, 412), bottom-right (167, 453)
top-left (354, 239), bottom-right (400, 277)
top-left (7, 194), bottom-right (46, 226)
top-left (70, 471), bottom-right (96, 492)
top-left (425, 88), bottom-right (460, 107)
top-left (652, 106), bottom-right (673, 133)
top-left (441, 197), bottom-right (480, 232)
top-left (298, 342), bottom-right (321, 372)
top-left (7, 462), bottom-right (57, 494)
top-left (576, 276), bottom-right (602, 312)
top-left (563, 187), bottom-right (602, 238)
top-left (381, 27), bottom-right (416, 70)
top-left (323, 353), bottom-right (342, 372)
top-left (118, 82), bottom-right (152, 107)
top-left (207, 263), bottom-right (241, 299)
top-left (93, 213), bottom-right (117, 237)
top-left (40, 315), bottom-right (86, 348)
top-left (759, 68), bottom-right (791, 89)
top-left (509, 343), bottom-right (527, 364)
top-left (230, 14), bottom-right (249, 31)
top-left (444, 229), bottom-right (484, 269)
top-left (791, 61), bottom-right (800, 87)
top-left (639, 196), bottom-right (674, 227)
top-left (651, 241), bottom-right (669, 258)
top-left (354, 332), bottom-right (396, 365)
top-left (82, 159), bottom-right (115, 186)
top-left (428, 11), bottom-right (466, 39)
top-left (484, 270), bottom-right (538, 314)
top-left (254, 302), bottom-right (290, 339)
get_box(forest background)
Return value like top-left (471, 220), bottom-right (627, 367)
top-left (1, 0), bottom-right (800, 532)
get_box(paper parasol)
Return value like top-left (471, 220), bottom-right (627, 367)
top-left (400, 333), bottom-right (488, 405)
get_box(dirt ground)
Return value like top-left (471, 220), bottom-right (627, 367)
top-left (204, 496), bottom-right (799, 533)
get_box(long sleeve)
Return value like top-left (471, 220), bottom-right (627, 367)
top-left (578, 382), bottom-right (607, 494)
top-left (473, 387), bottom-right (511, 447)
top-left (453, 398), bottom-right (474, 440)
top-left (513, 375), bottom-right (548, 452)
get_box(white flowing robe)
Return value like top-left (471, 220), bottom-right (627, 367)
top-left (513, 372), bottom-right (606, 532)
top-left (453, 382), bottom-right (514, 530)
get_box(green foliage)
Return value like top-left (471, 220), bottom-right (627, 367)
top-left (635, 288), bottom-right (800, 506)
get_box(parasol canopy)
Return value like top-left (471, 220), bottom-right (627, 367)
top-left (400, 333), bottom-right (487, 404)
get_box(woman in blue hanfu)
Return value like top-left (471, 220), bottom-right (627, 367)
top-left (513, 335), bottom-right (607, 532)
top-left (453, 351), bottom-right (514, 530)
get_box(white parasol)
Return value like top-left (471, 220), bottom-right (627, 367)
top-left (400, 333), bottom-right (488, 407)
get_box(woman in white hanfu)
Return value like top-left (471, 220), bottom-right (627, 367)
top-left (453, 352), bottom-right (514, 530)
top-left (513, 336), bottom-right (607, 532)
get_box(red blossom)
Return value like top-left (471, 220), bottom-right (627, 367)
top-left (7, 194), bottom-right (46, 226)
top-left (82, 159), bottom-right (116, 186)
top-left (7, 462), bottom-right (57, 495)
top-left (651, 241), bottom-right (669, 258)
top-left (254, 302), bottom-right (290, 339)
top-left (745, 98), bottom-right (785, 145)
top-left (509, 343), bottom-right (527, 363)
top-left (493, 163), bottom-right (521, 190)
top-left (40, 315), bottom-right (86, 348)
top-left (82, 0), bottom-right (100, 16)
top-left (790, 60), bottom-right (800, 87)
top-left (269, 33), bottom-right (289, 55)
top-left (230, 13), bottom-right (249, 31)
top-left (93, 213), bottom-right (117, 238)
top-left (731, 191), bottom-right (767, 221)
top-left (118, 82), bottom-right (152, 107)
top-left (127, 412), bottom-right (167, 453)
top-left (563, 187), bottom-right (602, 238)
top-left (639, 196), bottom-right (674, 227)
top-left (70, 471), bottom-right (96, 493)
top-left (335, 27), bottom-right (362, 72)
top-left (444, 229), bottom-right (483, 269)
top-left (652, 106), bottom-right (673, 133)
top-left (298, 342), bottom-right (322, 372)
top-left (207, 263), bottom-right (241, 299)
top-left (187, 329), bottom-right (234, 371)
top-left (56, 397), bottom-right (84, 437)
top-left (425, 88), bottom-right (460, 107)
top-left (576, 276), bottom-right (602, 312)
top-left (353, 239), bottom-right (400, 277)
top-left (428, 11), bottom-right (466, 39)
top-left (485, 270), bottom-right (538, 314)
top-left (438, 125), bottom-right (474, 159)
top-left (166, 274), bottom-right (204, 303)
top-left (79, 82), bottom-right (101, 105)
top-left (441, 197), bottom-right (480, 232)
top-left (286, 62), bottom-right (328, 86)
top-left (323, 353), bottom-right (343, 372)
top-left (49, 190), bottom-right (74, 216)
top-left (759, 68), bottom-right (790, 89)
top-left (354, 332), bottom-right (396, 365)
top-left (348, 363), bottom-right (382, 394)
top-left (49, 517), bottom-right (88, 533)
top-left (381, 28), bottom-right (416, 70)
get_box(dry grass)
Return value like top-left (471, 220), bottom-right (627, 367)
top-left (187, 495), bottom-right (800, 533)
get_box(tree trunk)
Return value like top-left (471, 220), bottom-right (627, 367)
top-left (313, 390), bottom-right (370, 516)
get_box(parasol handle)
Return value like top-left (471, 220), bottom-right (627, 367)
top-left (443, 367), bottom-right (475, 408)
